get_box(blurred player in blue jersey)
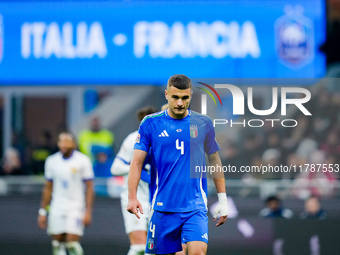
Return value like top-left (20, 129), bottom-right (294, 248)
top-left (127, 74), bottom-right (228, 255)
top-left (111, 106), bottom-right (156, 255)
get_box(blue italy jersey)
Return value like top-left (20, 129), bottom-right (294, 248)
top-left (134, 109), bottom-right (219, 212)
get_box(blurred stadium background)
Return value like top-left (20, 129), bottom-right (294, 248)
top-left (0, 0), bottom-right (340, 254)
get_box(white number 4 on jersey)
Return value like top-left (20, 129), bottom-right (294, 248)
top-left (149, 222), bottom-right (156, 238)
top-left (176, 139), bottom-right (184, 155)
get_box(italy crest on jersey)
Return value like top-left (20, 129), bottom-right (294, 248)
top-left (147, 238), bottom-right (154, 250)
top-left (190, 125), bottom-right (198, 138)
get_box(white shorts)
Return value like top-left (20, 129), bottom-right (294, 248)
top-left (121, 198), bottom-right (149, 234)
top-left (47, 210), bottom-right (85, 236)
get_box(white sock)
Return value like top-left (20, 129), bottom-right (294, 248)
top-left (52, 240), bottom-right (67, 255)
top-left (127, 244), bottom-right (145, 255)
top-left (66, 241), bottom-right (84, 255)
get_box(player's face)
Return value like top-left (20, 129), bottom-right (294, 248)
top-left (165, 86), bottom-right (192, 118)
top-left (268, 200), bottom-right (279, 211)
top-left (57, 134), bottom-right (75, 157)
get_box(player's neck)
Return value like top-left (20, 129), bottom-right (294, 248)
top-left (62, 150), bottom-right (74, 159)
top-left (167, 108), bottom-right (189, 119)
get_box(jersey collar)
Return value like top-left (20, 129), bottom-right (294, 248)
top-left (165, 109), bottom-right (191, 120)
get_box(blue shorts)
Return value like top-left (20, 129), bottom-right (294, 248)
top-left (146, 209), bottom-right (208, 254)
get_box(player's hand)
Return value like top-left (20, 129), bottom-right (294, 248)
top-left (37, 215), bottom-right (47, 229)
top-left (127, 197), bottom-right (143, 219)
top-left (83, 211), bottom-right (92, 226)
top-left (213, 193), bottom-right (228, 227)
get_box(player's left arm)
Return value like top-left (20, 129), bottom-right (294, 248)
top-left (208, 151), bottom-right (228, 227)
top-left (82, 156), bottom-right (95, 226)
top-left (83, 179), bottom-right (94, 226)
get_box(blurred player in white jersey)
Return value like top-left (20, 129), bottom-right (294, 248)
top-left (38, 132), bottom-right (94, 255)
top-left (111, 106), bottom-right (156, 255)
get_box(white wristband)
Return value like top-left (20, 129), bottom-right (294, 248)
top-left (213, 193), bottom-right (229, 218)
top-left (38, 208), bottom-right (47, 216)
top-left (217, 193), bottom-right (227, 203)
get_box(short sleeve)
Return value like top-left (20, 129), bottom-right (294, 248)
top-left (82, 156), bottom-right (95, 181)
top-left (134, 117), bottom-right (151, 152)
top-left (44, 157), bottom-right (53, 181)
top-left (116, 133), bottom-right (135, 163)
top-left (204, 118), bottom-right (220, 155)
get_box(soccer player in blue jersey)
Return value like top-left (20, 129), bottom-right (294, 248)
top-left (127, 74), bottom-right (228, 255)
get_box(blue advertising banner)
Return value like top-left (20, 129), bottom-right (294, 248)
top-left (0, 0), bottom-right (325, 85)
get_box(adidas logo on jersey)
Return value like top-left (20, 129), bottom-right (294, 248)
top-left (201, 233), bottom-right (208, 240)
top-left (159, 130), bottom-right (169, 137)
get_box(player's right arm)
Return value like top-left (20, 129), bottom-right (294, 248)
top-left (127, 149), bottom-right (148, 219)
top-left (111, 157), bottom-right (130, 176)
top-left (37, 180), bottom-right (53, 229)
top-left (111, 132), bottom-right (135, 176)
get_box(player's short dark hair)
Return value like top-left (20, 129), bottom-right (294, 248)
top-left (58, 131), bottom-right (77, 143)
top-left (307, 195), bottom-right (319, 201)
top-left (167, 74), bottom-right (192, 90)
top-left (265, 195), bottom-right (280, 204)
top-left (137, 106), bottom-right (157, 122)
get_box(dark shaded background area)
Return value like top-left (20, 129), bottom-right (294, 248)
top-left (1, 195), bottom-right (339, 255)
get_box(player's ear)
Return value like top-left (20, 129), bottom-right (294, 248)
top-left (165, 89), bottom-right (168, 100)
